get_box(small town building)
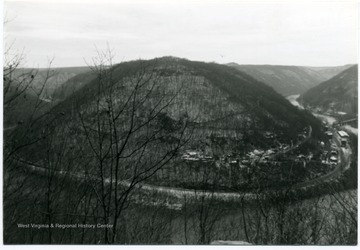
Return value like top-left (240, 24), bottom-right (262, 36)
top-left (337, 131), bottom-right (349, 147)
top-left (337, 130), bottom-right (350, 138)
top-left (330, 155), bottom-right (337, 162)
top-left (325, 131), bottom-right (333, 139)
top-left (330, 150), bottom-right (338, 155)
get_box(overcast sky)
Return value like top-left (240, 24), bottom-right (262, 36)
top-left (4, 0), bottom-right (359, 68)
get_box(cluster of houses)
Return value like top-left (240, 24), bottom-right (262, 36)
top-left (159, 103), bottom-right (354, 187)
top-left (320, 148), bottom-right (338, 164)
top-left (243, 149), bottom-right (276, 164)
top-left (316, 127), bottom-right (350, 177)
top-left (180, 147), bottom-right (279, 168)
top-left (179, 128), bottom-right (311, 169)
top-left (180, 150), bottom-right (213, 162)
top-left (173, 125), bottom-right (344, 186)
top-left (322, 116), bottom-right (349, 147)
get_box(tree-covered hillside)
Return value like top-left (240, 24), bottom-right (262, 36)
top-left (299, 65), bottom-right (358, 116)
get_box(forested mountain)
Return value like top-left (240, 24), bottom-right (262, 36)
top-left (52, 57), bottom-right (321, 142)
top-left (6, 57), bottom-right (324, 164)
top-left (7, 56), bottom-right (326, 177)
top-left (228, 63), bottom-right (353, 96)
top-left (299, 65), bottom-right (358, 116)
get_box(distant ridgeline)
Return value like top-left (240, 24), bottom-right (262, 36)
top-left (3, 66), bottom-right (91, 127)
top-left (13, 66), bottom-right (91, 100)
top-left (228, 63), bottom-right (353, 96)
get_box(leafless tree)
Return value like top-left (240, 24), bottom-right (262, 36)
top-left (75, 49), bottom-right (190, 243)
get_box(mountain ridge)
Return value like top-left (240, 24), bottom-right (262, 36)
top-left (49, 56), bottom-right (323, 144)
top-left (228, 63), bottom-right (354, 96)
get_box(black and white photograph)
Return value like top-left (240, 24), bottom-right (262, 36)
top-left (2, 0), bottom-right (358, 245)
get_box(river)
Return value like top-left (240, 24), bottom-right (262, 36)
top-left (286, 94), bottom-right (358, 136)
top-left (286, 94), bottom-right (336, 124)
top-left (286, 94), bottom-right (304, 109)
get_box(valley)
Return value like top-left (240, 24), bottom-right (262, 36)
top-left (3, 57), bottom-right (357, 245)
top-left (3, 1), bottom-right (358, 245)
